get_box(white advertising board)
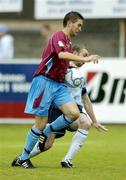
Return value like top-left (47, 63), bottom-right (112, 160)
top-left (0, 0), bottom-right (23, 12)
top-left (0, 58), bottom-right (126, 124)
top-left (83, 58), bottom-right (126, 123)
top-left (34, 0), bottom-right (126, 19)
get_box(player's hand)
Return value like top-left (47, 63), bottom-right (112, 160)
top-left (92, 55), bottom-right (100, 64)
top-left (93, 122), bottom-right (108, 132)
top-left (87, 54), bottom-right (100, 63)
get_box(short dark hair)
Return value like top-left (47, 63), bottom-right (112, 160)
top-left (63, 11), bottom-right (84, 27)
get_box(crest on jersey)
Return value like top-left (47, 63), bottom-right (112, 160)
top-left (58, 41), bottom-right (64, 47)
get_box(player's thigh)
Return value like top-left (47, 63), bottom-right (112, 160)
top-left (58, 101), bottom-right (80, 120)
top-left (53, 84), bottom-right (80, 120)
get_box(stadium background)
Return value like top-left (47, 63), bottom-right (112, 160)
top-left (0, 1), bottom-right (126, 179)
top-left (0, 0), bottom-right (126, 123)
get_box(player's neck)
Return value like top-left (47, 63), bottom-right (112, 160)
top-left (62, 28), bottom-right (71, 39)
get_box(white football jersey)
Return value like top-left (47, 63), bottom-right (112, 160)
top-left (67, 66), bottom-right (87, 106)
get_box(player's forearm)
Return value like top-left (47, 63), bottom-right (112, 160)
top-left (85, 105), bottom-right (97, 124)
top-left (58, 52), bottom-right (93, 63)
top-left (83, 96), bottom-right (97, 124)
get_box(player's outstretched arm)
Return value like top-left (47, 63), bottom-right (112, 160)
top-left (58, 52), bottom-right (100, 64)
top-left (82, 95), bottom-right (108, 132)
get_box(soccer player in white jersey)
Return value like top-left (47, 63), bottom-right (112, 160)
top-left (29, 45), bottom-right (108, 168)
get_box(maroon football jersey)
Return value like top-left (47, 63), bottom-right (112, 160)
top-left (34, 31), bottom-right (72, 82)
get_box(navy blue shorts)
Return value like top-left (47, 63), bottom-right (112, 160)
top-left (48, 104), bottom-right (83, 138)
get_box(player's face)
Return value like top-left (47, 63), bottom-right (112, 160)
top-left (70, 19), bottom-right (84, 37)
top-left (72, 48), bottom-right (89, 67)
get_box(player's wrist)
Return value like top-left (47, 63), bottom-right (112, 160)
top-left (92, 121), bottom-right (98, 125)
top-left (82, 56), bottom-right (91, 63)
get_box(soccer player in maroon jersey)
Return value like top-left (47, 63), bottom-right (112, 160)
top-left (28, 46), bottom-right (108, 168)
top-left (12, 11), bottom-right (100, 168)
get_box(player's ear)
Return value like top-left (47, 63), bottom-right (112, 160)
top-left (67, 20), bottom-right (73, 27)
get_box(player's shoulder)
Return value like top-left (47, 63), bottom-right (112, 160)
top-left (54, 31), bottom-right (64, 35)
top-left (53, 31), bottom-right (65, 39)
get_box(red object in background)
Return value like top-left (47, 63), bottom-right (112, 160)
top-left (0, 102), bottom-right (34, 118)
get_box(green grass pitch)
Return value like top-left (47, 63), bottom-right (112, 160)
top-left (0, 124), bottom-right (126, 180)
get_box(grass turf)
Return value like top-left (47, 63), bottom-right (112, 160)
top-left (0, 124), bottom-right (126, 180)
